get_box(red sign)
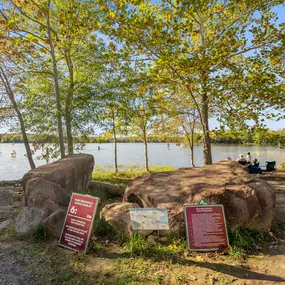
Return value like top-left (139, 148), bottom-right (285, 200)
top-left (59, 193), bottom-right (99, 253)
top-left (184, 205), bottom-right (229, 251)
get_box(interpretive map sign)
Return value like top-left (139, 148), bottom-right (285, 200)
top-left (129, 208), bottom-right (169, 230)
top-left (184, 205), bottom-right (229, 251)
top-left (59, 193), bottom-right (99, 253)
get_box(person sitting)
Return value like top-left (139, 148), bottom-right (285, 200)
top-left (236, 154), bottom-right (247, 165)
top-left (245, 152), bottom-right (252, 164)
top-left (249, 159), bottom-right (263, 174)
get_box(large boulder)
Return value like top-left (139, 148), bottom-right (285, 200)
top-left (22, 154), bottom-right (94, 199)
top-left (15, 154), bottom-right (94, 236)
top-left (101, 161), bottom-right (276, 236)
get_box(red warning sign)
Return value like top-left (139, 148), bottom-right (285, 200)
top-left (59, 193), bottom-right (99, 253)
top-left (184, 205), bottom-right (229, 251)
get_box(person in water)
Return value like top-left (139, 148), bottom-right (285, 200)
top-left (98, 146), bottom-right (100, 151)
top-left (11, 150), bottom-right (16, 156)
top-left (245, 152), bottom-right (252, 164)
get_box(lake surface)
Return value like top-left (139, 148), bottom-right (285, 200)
top-left (0, 143), bottom-right (284, 180)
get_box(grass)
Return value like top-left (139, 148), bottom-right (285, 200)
top-left (1, 223), bottom-right (16, 240)
top-left (124, 233), bottom-right (187, 262)
top-left (32, 223), bottom-right (50, 241)
top-left (93, 219), bottom-right (125, 244)
top-left (92, 165), bottom-right (175, 187)
top-left (228, 227), bottom-right (273, 258)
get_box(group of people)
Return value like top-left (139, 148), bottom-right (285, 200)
top-left (226, 152), bottom-right (262, 174)
top-left (236, 152), bottom-right (262, 174)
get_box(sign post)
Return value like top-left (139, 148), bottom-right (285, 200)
top-left (184, 205), bottom-right (229, 251)
top-left (59, 193), bottom-right (99, 253)
top-left (129, 208), bottom-right (169, 231)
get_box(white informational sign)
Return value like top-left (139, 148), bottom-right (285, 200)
top-left (129, 208), bottom-right (169, 230)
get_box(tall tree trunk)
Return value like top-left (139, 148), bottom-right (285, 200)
top-left (142, 127), bottom-right (149, 172)
top-left (198, 10), bottom-right (212, 165)
top-left (0, 68), bottom-right (35, 169)
top-left (112, 113), bottom-right (118, 173)
top-left (190, 130), bottom-right (195, 167)
top-left (47, 0), bottom-right (65, 158)
top-left (201, 96), bottom-right (212, 165)
top-left (64, 52), bottom-right (74, 155)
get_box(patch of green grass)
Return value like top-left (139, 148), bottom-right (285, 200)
top-left (1, 223), bottom-right (16, 240)
top-left (117, 273), bottom-right (140, 285)
top-left (124, 233), bottom-right (149, 256)
top-left (124, 233), bottom-right (186, 262)
top-left (32, 223), bottom-right (49, 241)
top-left (228, 228), bottom-right (272, 258)
top-left (92, 165), bottom-right (175, 186)
top-left (93, 219), bottom-right (125, 243)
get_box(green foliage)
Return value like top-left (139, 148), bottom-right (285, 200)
top-left (228, 228), bottom-right (272, 258)
top-left (124, 233), bottom-right (186, 261)
top-left (93, 219), bottom-right (125, 243)
top-left (92, 165), bottom-right (175, 186)
top-left (32, 223), bottom-right (49, 241)
top-left (1, 223), bottom-right (16, 240)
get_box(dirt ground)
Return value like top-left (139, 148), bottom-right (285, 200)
top-left (1, 175), bottom-right (285, 285)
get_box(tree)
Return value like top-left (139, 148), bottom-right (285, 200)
top-left (0, 64), bottom-right (35, 169)
top-left (126, 83), bottom-right (159, 172)
top-left (99, 0), bottom-right (284, 165)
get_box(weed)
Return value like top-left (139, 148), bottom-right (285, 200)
top-left (124, 233), bottom-right (149, 256)
top-left (2, 223), bottom-right (16, 240)
top-left (93, 219), bottom-right (125, 243)
top-left (152, 273), bottom-right (164, 285)
top-left (32, 223), bottom-right (49, 241)
top-left (88, 240), bottom-right (103, 254)
top-left (55, 267), bottom-right (75, 283)
top-left (124, 233), bottom-right (186, 262)
top-left (117, 273), bottom-right (140, 285)
top-left (228, 228), bottom-right (272, 258)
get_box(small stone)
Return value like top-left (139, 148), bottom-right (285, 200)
top-left (157, 237), bottom-right (168, 242)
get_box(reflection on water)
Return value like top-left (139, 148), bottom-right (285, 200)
top-left (0, 143), bottom-right (284, 180)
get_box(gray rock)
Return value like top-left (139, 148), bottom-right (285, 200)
top-left (0, 219), bottom-right (13, 231)
top-left (43, 208), bottom-right (67, 238)
top-left (15, 207), bottom-right (51, 236)
top-left (15, 154), bottom-right (94, 237)
top-left (25, 178), bottom-right (70, 208)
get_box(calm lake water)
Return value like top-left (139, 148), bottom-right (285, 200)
top-left (0, 143), bottom-right (284, 180)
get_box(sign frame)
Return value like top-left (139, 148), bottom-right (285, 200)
top-left (129, 208), bottom-right (169, 231)
top-left (184, 204), bottom-right (229, 252)
top-left (59, 192), bottom-right (100, 253)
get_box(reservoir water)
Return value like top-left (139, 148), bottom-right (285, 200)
top-left (0, 143), bottom-right (284, 180)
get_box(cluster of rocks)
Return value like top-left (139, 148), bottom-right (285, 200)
top-left (15, 154), bottom-right (94, 237)
top-left (101, 161), bottom-right (276, 237)
top-left (1, 158), bottom-right (276, 240)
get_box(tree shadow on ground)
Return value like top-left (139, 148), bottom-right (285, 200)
top-left (96, 250), bottom-right (285, 283)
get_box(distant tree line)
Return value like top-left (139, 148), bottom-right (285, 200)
top-left (2, 128), bottom-right (285, 147)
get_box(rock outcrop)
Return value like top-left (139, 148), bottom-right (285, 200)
top-left (15, 154), bottom-right (94, 237)
top-left (101, 161), bottom-right (276, 236)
